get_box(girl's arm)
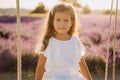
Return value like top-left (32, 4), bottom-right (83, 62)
top-left (35, 54), bottom-right (46, 80)
top-left (79, 57), bottom-right (92, 80)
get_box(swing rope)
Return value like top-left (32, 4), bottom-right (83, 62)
top-left (16, 0), bottom-right (22, 80)
top-left (105, 0), bottom-right (119, 80)
top-left (105, 0), bottom-right (114, 80)
top-left (113, 0), bottom-right (119, 80)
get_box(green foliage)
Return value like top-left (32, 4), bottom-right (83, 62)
top-left (116, 62), bottom-right (120, 71)
top-left (31, 2), bottom-right (47, 13)
top-left (0, 51), bottom-right (39, 73)
top-left (0, 50), bottom-right (120, 74)
top-left (82, 5), bottom-right (91, 14)
top-left (22, 53), bottom-right (39, 71)
top-left (103, 10), bottom-right (115, 15)
top-left (0, 49), bottom-right (17, 72)
top-left (27, 70), bottom-right (34, 78)
top-left (85, 56), bottom-right (105, 74)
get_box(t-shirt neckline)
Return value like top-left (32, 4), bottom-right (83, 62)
top-left (52, 36), bottom-right (73, 42)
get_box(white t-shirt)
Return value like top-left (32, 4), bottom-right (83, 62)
top-left (38, 36), bottom-right (86, 80)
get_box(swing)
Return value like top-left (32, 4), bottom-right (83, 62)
top-left (16, 0), bottom-right (119, 80)
top-left (16, 0), bottom-right (22, 80)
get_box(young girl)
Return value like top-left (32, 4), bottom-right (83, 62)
top-left (35, 2), bottom-right (92, 80)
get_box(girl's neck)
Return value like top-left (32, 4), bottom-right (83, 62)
top-left (54, 33), bottom-right (71, 41)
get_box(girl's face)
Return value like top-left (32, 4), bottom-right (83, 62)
top-left (53, 12), bottom-right (72, 35)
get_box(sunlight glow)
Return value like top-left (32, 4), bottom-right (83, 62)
top-left (0, 0), bottom-right (120, 10)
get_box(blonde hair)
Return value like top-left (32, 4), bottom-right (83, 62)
top-left (39, 2), bottom-right (77, 51)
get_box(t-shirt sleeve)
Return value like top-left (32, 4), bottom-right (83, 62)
top-left (76, 37), bottom-right (86, 57)
top-left (73, 37), bottom-right (86, 70)
top-left (37, 43), bottom-right (45, 54)
top-left (79, 39), bottom-right (86, 57)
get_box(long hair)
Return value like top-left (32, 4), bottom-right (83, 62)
top-left (41, 2), bottom-right (77, 51)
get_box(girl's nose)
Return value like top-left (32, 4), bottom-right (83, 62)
top-left (59, 21), bottom-right (65, 25)
top-left (59, 21), bottom-right (68, 26)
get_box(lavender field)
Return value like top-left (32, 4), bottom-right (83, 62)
top-left (0, 14), bottom-right (120, 79)
top-left (79, 14), bottom-right (120, 61)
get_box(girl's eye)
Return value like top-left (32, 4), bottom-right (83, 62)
top-left (56, 19), bottom-right (60, 21)
top-left (64, 19), bottom-right (69, 22)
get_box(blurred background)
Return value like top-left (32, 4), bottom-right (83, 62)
top-left (0, 0), bottom-right (120, 80)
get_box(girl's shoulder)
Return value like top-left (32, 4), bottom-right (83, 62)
top-left (72, 35), bottom-right (80, 42)
top-left (72, 36), bottom-right (84, 47)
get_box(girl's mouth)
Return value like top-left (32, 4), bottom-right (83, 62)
top-left (58, 28), bottom-right (65, 29)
